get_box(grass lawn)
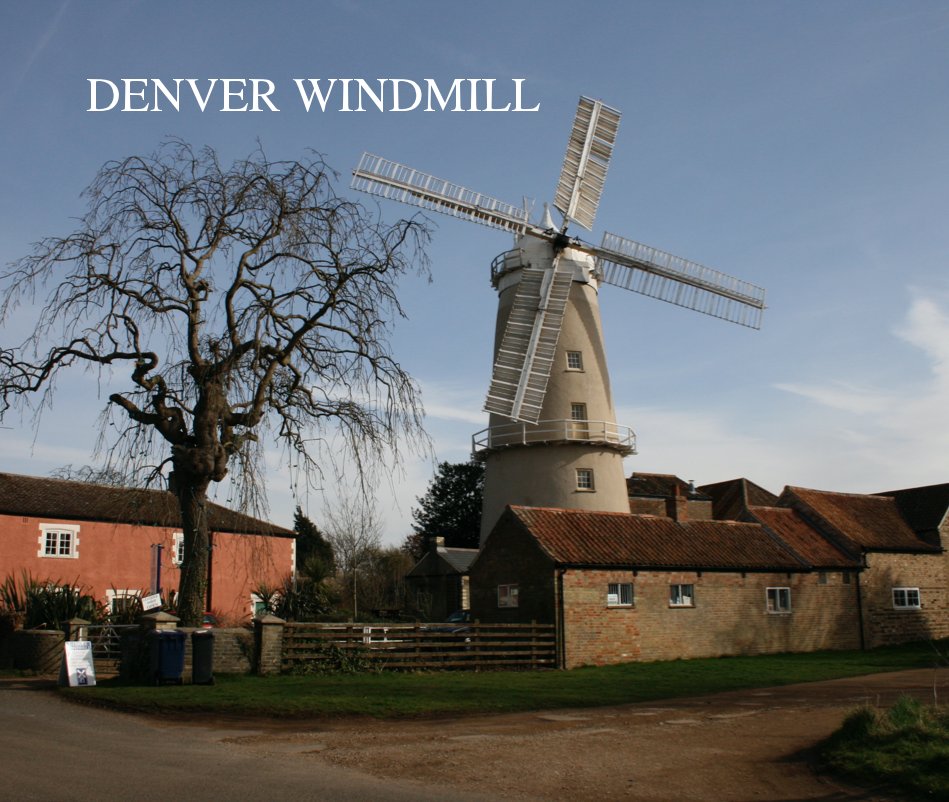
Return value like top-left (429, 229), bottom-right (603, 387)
top-left (61, 639), bottom-right (948, 719)
top-left (821, 695), bottom-right (949, 799)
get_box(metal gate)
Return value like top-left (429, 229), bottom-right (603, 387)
top-left (81, 623), bottom-right (139, 671)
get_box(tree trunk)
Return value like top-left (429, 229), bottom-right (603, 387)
top-left (174, 475), bottom-right (211, 627)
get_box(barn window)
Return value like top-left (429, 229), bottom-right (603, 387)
top-left (498, 584), bottom-right (519, 608)
top-left (669, 583), bottom-right (694, 607)
top-left (892, 588), bottom-right (921, 609)
top-left (766, 587), bottom-right (792, 613)
top-left (607, 582), bottom-right (633, 607)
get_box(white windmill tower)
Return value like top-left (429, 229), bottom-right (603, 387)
top-left (352, 97), bottom-right (765, 545)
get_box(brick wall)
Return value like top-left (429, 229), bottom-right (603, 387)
top-left (469, 518), bottom-right (556, 625)
top-left (561, 568), bottom-right (861, 668)
top-left (861, 552), bottom-right (949, 647)
top-left (0, 512), bottom-right (294, 624)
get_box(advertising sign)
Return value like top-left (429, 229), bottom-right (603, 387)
top-left (63, 641), bottom-right (97, 687)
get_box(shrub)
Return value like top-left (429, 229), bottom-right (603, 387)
top-left (2, 571), bottom-right (107, 629)
top-left (822, 696), bottom-right (949, 798)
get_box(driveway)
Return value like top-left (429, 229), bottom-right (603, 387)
top-left (3, 667), bottom-right (945, 801)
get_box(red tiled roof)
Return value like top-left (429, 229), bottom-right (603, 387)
top-left (700, 478), bottom-right (779, 521)
top-left (0, 472), bottom-right (293, 537)
top-left (507, 506), bottom-right (805, 570)
top-left (782, 486), bottom-right (937, 554)
top-left (747, 506), bottom-right (859, 568)
top-left (627, 472), bottom-right (710, 500)
top-left (876, 483), bottom-right (949, 542)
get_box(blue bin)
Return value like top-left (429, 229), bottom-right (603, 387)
top-left (147, 629), bottom-right (186, 685)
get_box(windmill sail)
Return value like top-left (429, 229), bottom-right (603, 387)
top-left (352, 153), bottom-right (530, 235)
top-left (596, 232), bottom-right (766, 329)
top-left (554, 97), bottom-right (621, 231)
top-left (484, 265), bottom-right (574, 423)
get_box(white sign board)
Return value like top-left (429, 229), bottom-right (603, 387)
top-left (64, 641), bottom-right (96, 687)
top-left (141, 593), bottom-right (162, 611)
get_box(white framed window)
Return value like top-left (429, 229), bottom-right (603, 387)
top-left (498, 584), bottom-right (519, 608)
top-left (607, 582), bottom-right (633, 607)
top-left (669, 583), bottom-right (694, 607)
top-left (172, 532), bottom-right (185, 566)
top-left (570, 403), bottom-right (587, 421)
top-left (566, 351), bottom-right (583, 371)
top-left (251, 593), bottom-right (269, 617)
top-left (892, 588), bottom-right (921, 609)
top-left (106, 589), bottom-right (141, 616)
top-left (766, 587), bottom-right (791, 613)
top-left (576, 468), bottom-right (595, 491)
top-left (38, 524), bottom-right (79, 559)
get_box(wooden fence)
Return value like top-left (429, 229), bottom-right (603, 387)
top-left (281, 621), bottom-right (557, 671)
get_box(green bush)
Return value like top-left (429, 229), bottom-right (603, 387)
top-left (822, 696), bottom-right (949, 798)
top-left (1, 571), bottom-right (106, 629)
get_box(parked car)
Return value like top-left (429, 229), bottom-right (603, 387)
top-left (423, 610), bottom-right (471, 634)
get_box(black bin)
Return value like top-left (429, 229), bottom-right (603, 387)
top-left (147, 629), bottom-right (186, 685)
top-left (191, 629), bottom-right (215, 685)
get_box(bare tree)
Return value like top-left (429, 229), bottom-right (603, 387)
top-left (323, 494), bottom-right (383, 620)
top-left (0, 140), bottom-right (430, 625)
top-left (50, 463), bottom-right (132, 487)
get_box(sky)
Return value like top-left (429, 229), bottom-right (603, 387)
top-left (2, 0), bottom-right (948, 544)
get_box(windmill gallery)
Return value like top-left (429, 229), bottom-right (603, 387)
top-left (358, 98), bottom-right (949, 668)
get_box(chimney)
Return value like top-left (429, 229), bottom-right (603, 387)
top-left (429, 536), bottom-right (445, 553)
top-left (665, 485), bottom-right (689, 522)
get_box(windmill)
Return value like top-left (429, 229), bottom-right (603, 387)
top-left (352, 97), bottom-right (766, 544)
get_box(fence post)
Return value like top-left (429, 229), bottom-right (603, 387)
top-left (530, 619), bottom-right (537, 669)
top-left (64, 617), bottom-right (89, 642)
top-left (140, 611), bottom-right (180, 632)
top-left (254, 614), bottom-right (285, 675)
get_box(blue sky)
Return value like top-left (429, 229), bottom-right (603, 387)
top-left (2, 1), bottom-right (949, 542)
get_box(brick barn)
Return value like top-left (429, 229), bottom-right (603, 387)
top-left (470, 475), bottom-right (948, 668)
top-left (0, 472), bottom-right (295, 622)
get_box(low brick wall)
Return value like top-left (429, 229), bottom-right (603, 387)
top-left (118, 625), bottom-right (255, 680)
top-left (179, 627), bottom-right (254, 675)
top-left (12, 629), bottom-right (65, 674)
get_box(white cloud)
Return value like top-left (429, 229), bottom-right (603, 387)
top-left (772, 380), bottom-right (893, 415)
top-left (419, 379), bottom-right (486, 426)
top-left (770, 293), bottom-right (949, 490)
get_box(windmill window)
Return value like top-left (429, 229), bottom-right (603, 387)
top-left (669, 584), bottom-right (694, 607)
top-left (570, 403), bottom-right (587, 421)
top-left (607, 582), bottom-right (633, 607)
top-left (766, 587), bottom-right (791, 614)
top-left (576, 468), bottom-right (595, 491)
top-left (38, 524), bottom-right (79, 559)
top-left (566, 351), bottom-right (584, 371)
top-left (892, 588), bottom-right (920, 609)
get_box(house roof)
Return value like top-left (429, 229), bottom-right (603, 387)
top-left (700, 478), bottom-right (779, 521)
top-left (876, 483), bottom-right (949, 542)
top-left (627, 473), bottom-right (711, 500)
top-left (505, 506), bottom-right (805, 571)
top-left (780, 486), bottom-right (938, 554)
top-left (0, 472), bottom-right (294, 537)
top-left (746, 506), bottom-right (860, 569)
top-left (438, 546), bottom-right (479, 573)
